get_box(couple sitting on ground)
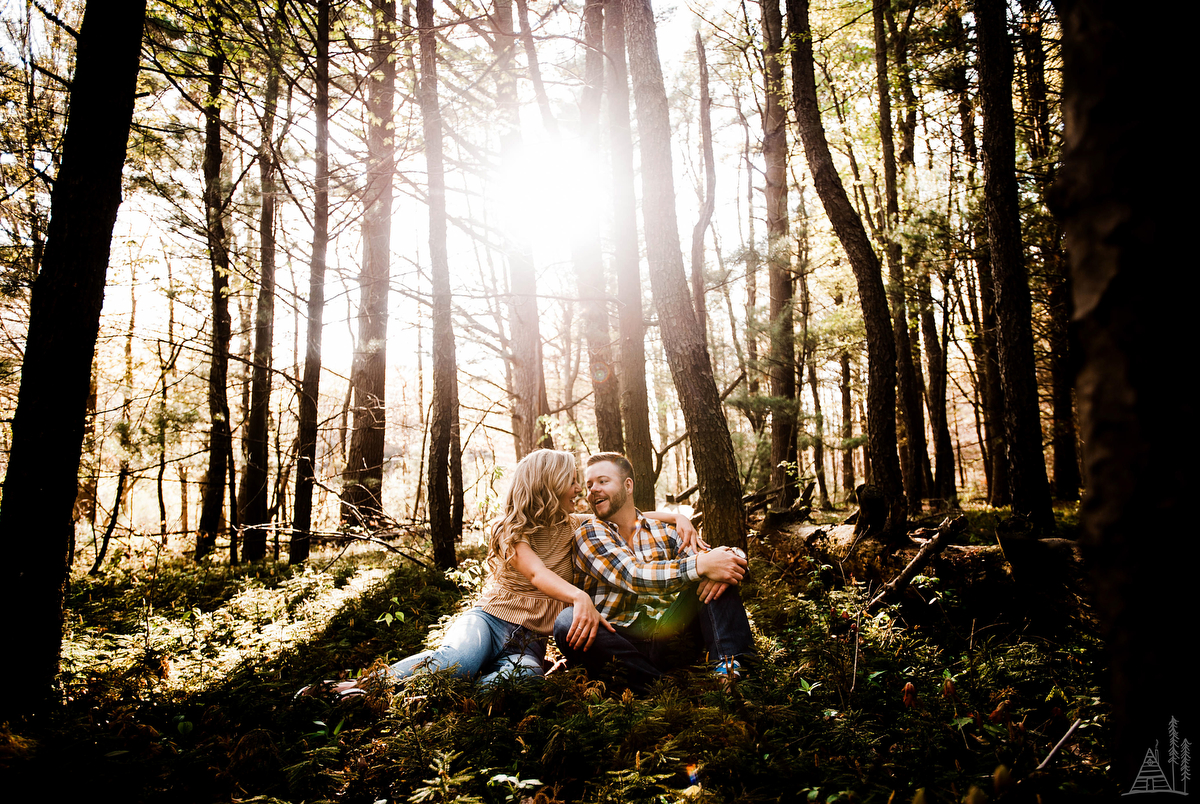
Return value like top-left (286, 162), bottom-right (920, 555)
top-left (333, 449), bottom-right (753, 696)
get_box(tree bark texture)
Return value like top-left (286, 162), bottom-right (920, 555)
top-left (240, 1), bottom-right (284, 561)
top-left (788, 0), bottom-right (905, 536)
top-left (975, 0), bottom-right (1052, 529)
top-left (575, 0), bottom-right (623, 453)
top-left (1052, 0), bottom-right (1194, 780)
top-left (623, 0), bottom-right (745, 548)
top-left (342, 0), bottom-right (396, 525)
top-left (0, 0), bottom-right (146, 717)
top-left (291, 0), bottom-right (329, 564)
top-left (763, 0), bottom-right (796, 509)
top-left (419, 0), bottom-right (459, 570)
top-left (606, 0), bottom-right (655, 510)
top-left (197, 47), bottom-right (234, 560)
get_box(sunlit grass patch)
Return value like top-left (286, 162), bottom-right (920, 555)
top-left (61, 543), bottom-right (404, 698)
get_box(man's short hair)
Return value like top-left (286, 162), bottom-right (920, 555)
top-left (587, 452), bottom-right (635, 482)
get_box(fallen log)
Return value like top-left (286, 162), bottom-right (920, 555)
top-left (866, 516), bottom-right (965, 613)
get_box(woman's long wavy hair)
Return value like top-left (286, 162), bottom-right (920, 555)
top-left (487, 449), bottom-right (578, 574)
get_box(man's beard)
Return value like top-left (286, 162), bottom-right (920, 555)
top-left (591, 483), bottom-right (628, 520)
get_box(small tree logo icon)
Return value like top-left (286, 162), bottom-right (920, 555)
top-left (1125, 717), bottom-right (1190, 796)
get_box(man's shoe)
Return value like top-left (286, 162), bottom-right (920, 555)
top-left (712, 656), bottom-right (742, 681)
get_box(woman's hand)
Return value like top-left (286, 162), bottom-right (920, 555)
top-left (565, 591), bottom-right (615, 651)
top-left (674, 514), bottom-right (709, 554)
top-left (642, 510), bottom-right (709, 554)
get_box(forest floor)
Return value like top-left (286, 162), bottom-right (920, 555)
top-left (0, 505), bottom-right (1115, 802)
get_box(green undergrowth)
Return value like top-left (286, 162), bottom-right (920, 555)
top-left (2, 533), bottom-right (1113, 803)
top-left (942, 503), bottom-right (1082, 547)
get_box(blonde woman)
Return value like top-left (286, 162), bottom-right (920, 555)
top-left (326, 449), bottom-right (692, 692)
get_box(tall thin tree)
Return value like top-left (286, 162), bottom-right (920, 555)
top-left (342, 0), bottom-right (397, 526)
top-left (291, 0), bottom-right (330, 563)
top-left (419, 0), bottom-right (459, 569)
top-left (574, 0), bottom-right (624, 453)
top-left (240, 0), bottom-right (285, 561)
top-left (763, 0), bottom-right (796, 508)
top-left (197, 31), bottom-right (234, 560)
top-left (623, 0), bottom-right (745, 547)
top-left (606, 0), bottom-right (655, 509)
top-left (788, 0), bottom-right (906, 536)
top-left (975, 0), bottom-right (1052, 529)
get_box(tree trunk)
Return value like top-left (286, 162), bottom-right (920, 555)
top-left (1019, 0), bottom-right (1080, 502)
top-left (624, 0), bottom-right (745, 548)
top-left (975, 0), bottom-right (1053, 530)
top-left (493, 0), bottom-right (553, 458)
top-left (341, 0), bottom-right (396, 526)
top-left (606, 0), bottom-right (655, 510)
top-left (240, 0), bottom-right (283, 561)
top-left (799, 266), bottom-right (831, 510)
top-left (575, 0), bottom-right (623, 453)
top-left (1052, 0), bottom-right (1192, 780)
top-left (0, 0), bottom-right (146, 718)
top-left (918, 269), bottom-right (957, 507)
top-left (419, 0), bottom-right (459, 570)
top-left (291, 0), bottom-right (329, 564)
top-left (197, 45), bottom-right (234, 561)
top-left (873, 0), bottom-right (927, 513)
top-left (689, 32), bottom-right (715, 343)
top-left (763, 0), bottom-right (796, 510)
top-left (788, 0), bottom-right (905, 536)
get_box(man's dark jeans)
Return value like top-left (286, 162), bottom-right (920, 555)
top-left (553, 585), bottom-right (754, 692)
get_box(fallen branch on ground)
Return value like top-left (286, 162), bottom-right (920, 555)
top-left (865, 516), bottom-right (965, 613)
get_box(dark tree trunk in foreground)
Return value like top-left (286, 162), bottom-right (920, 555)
top-left (788, 0), bottom-right (905, 536)
top-left (342, 0), bottom-right (395, 526)
top-left (575, 0), bottom-right (623, 453)
top-left (624, 0), bottom-right (744, 548)
top-left (0, 0), bottom-right (146, 718)
top-left (291, 0), bottom-right (330, 564)
top-left (419, 0), bottom-right (459, 569)
top-left (197, 46), bottom-right (234, 561)
top-left (240, 1), bottom-right (284, 561)
top-left (763, 0), bottom-right (796, 509)
top-left (975, 0), bottom-right (1052, 530)
top-left (1053, 0), bottom-right (1194, 782)
top-left (607, 0), bottom-right (655, 509)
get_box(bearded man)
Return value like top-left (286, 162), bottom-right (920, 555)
top-left (553, 452), bottom-right (754, 691)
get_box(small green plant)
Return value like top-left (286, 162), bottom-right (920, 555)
top-left (445, 558), bottom-right (487, 595)
top-left (409, 751), bottom-right (483, 803)
top-left (376, 596), bottom-right (408, 626)
top-left (488, 772), bottom-right (543, 802)
top-left (305, 718), bottom-right (345, 744)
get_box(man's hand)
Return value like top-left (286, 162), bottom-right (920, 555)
top-left (697, 578), bottom-right (730, 604)
top-left (696, 545), bottom-right (748, 585)
top-left (565, 592), bottom-right (616, 651)
top-left (675, 514), bottom-right (710, 554)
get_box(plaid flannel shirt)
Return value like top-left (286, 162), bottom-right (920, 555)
top-left (572, 511), bottom-right (700, 626)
